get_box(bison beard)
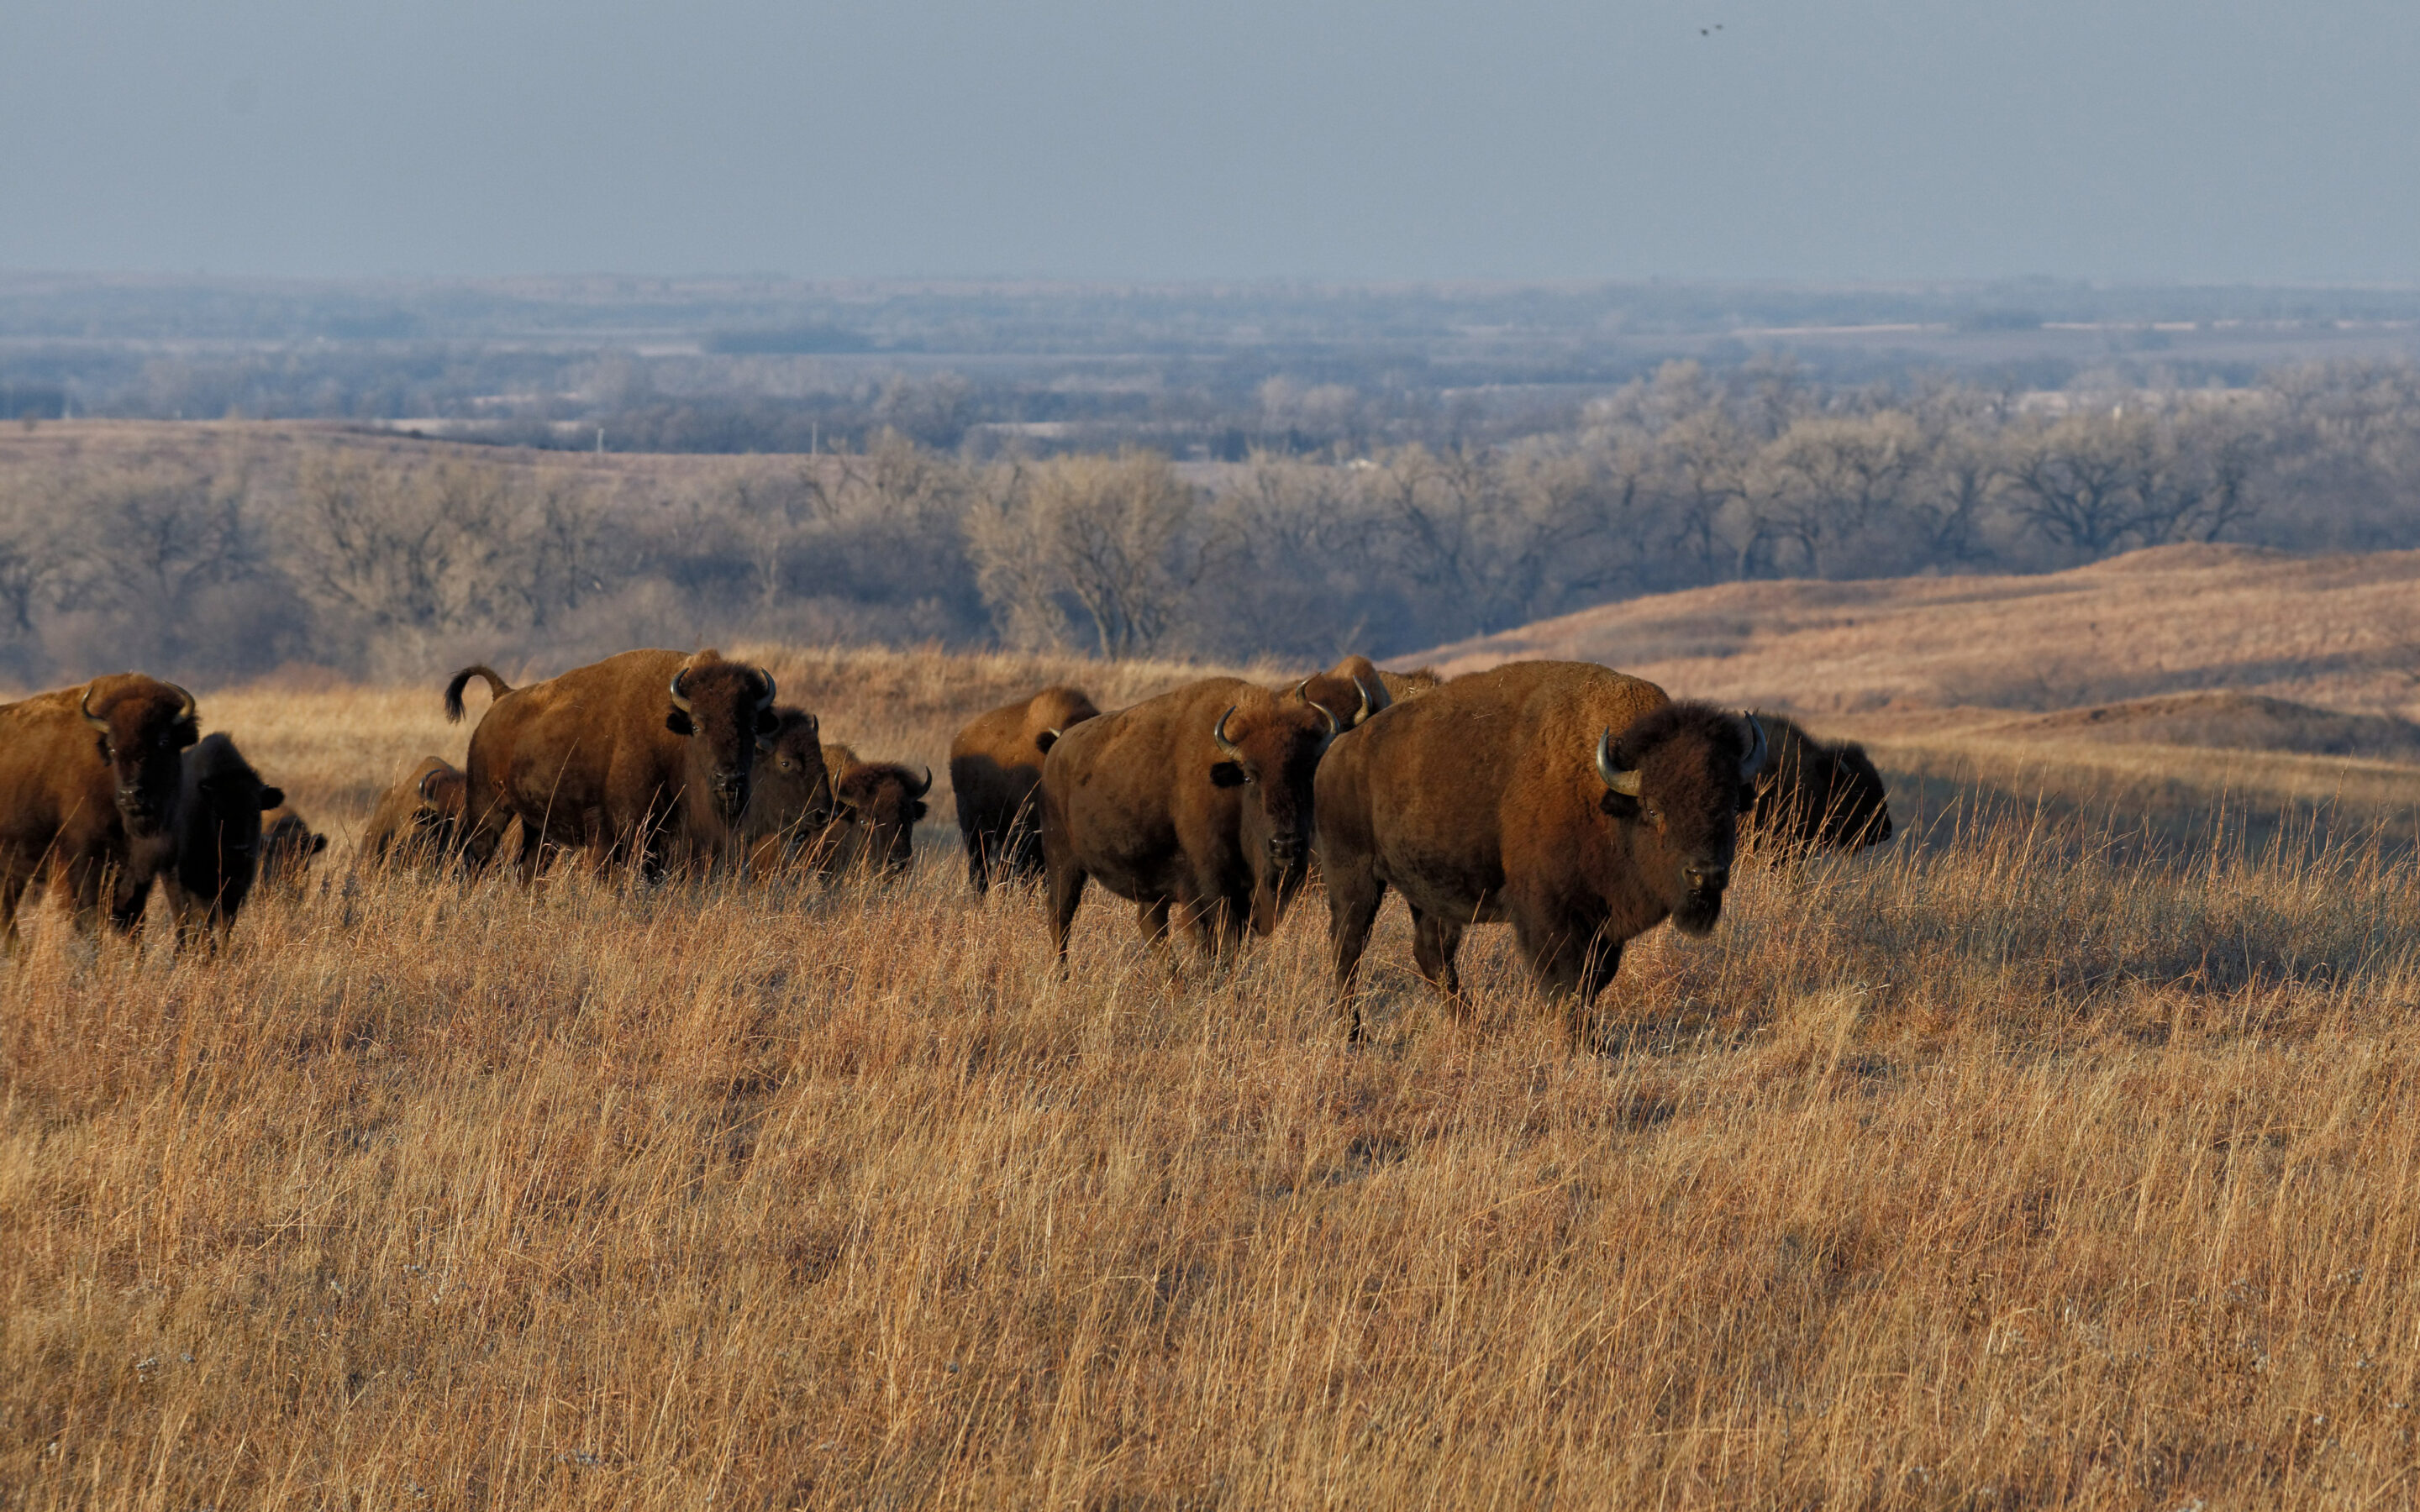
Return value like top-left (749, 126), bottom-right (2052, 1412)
top-left (452, 648), bottom-right (777, 880)
top-left (1040, 678), bottom-right (1336, 964)
top-left (1315, 660), bottom-right (1765, 1042)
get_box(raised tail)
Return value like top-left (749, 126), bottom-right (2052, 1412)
top-left (444, 664), bottom-right (513, 724)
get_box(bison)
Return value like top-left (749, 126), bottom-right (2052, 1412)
top-left (1286, 655), bottom-right (1386, 732)
top-left (360, 757), bottom-right (469, 870)
top-left (0, 673), bottom-right (198, 947)
top-left (807, 743), bottom-right (930, 879)
top-left (160, 732), bottom-right (286, 949)
top-left (949, 685), bottom-right (1100, 890)
top-left (449, 648), bottom-right (777, 880)
top-left (258, 806), bottom-right (329, 891)
top-left (1315, 659), bottom-right (1766, 1041)
top-left (1744, 714), bottom-right (1893, 858)
top-left (730, 708), bottom-right (835, 873)
top-left (1041, 678), bottom-right (1337, 963)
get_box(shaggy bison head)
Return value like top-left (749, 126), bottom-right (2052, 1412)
top-left (1209, 696), bottom-right (1340, 935)
top-left (665, 652), bottom-right (778, 827)
top-left (81, 675), bottom-right (200, 838)
top-left (1597, 703), bottom-right (1767, 937)
top-left (830, 762), bottom-right (931, 877)
top-left (177, 732), bottom-right (284, 928)
top-left (748, 708), bottom-right (836, 845)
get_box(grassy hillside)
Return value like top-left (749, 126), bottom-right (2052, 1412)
top-left (5, 646), bottom-right (2420, 1507)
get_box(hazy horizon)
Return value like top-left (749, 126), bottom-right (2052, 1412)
top-left (5, 0), bottom-right (2417, 285)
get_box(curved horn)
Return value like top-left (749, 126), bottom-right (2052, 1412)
top-left (1213, 706), bottom-right (1246, 762)
top-left (667, 669), bottom-right (692, 714)
top-left (1737, 712), bottom-right (1769, 780)
top-left (754, 669), bottom-right (776, 710)
top-left (1292, 676), bottom-right (1313, 704)
top-left (1315, 699), bottom-right (1339, 739)
top-left (1596, 727), bottom-right (1643, 797)
top-left (80, 688), bottom-right (108, 732)
top-left (167, 683), bottom-right (197, 723)
top-left (908, 765), bottom-right (934, 799)
top-left (418, 767), bottom-right (447, 803)
top-left (1350, 675), bottom-right (1374, 727)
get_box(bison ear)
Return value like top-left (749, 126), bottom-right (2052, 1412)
top-left (258, 786), bottom-right (285, 811)
top-left (1208, 761), bottom-right (1248, 789)
top-left (755, 737), bottom-right (775, 757)
top-left (1035, 729), bottom-right (1059, 754)
top-left (1599, 790), bottom-right (1642, 821)
top-left (309, 832), bottom-right (329, 855)
top-left (910, 801), bottom-right (929, 822)
top-left (666, 709), bottom-right (696, 738)
top-left (173, 718), bottom-right (201, 749)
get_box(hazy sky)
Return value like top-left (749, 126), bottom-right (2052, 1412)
top-left (3, 0), bottom-right (2416, 283)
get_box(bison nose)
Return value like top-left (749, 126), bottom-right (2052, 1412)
top-left (1686, 864), bottom-right (1729, 892)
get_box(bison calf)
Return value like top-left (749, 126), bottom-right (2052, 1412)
top-left (161, 732), bottom-right (286, 949)
top-left (361, 757), bottom-right (470, 871)
top-left (1316, 659), bottom-right (1765, 1042)
top-left (1041, 678), bottom-right (1336, 964)
top-left (258, 806), bottom-right (329, 892)
top-left (1744, 714), bottom-right (1893, 859)
top-left (1, 673), bottom-right (198, 948)
top-left (950, 685), bottom-right (1099, 890)
top-left (808, 743), bottom-right (930, 879)
top-left (731, 708), bottom-right (835, 873)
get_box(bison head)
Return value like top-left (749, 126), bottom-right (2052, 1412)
top-left (665, 651), bottom-right (777, 827)
top-left (180, 732), bottom-right (283, 926)
top-left (81, 675), bottom-right (200, 838)
top-left (1597, 704), bottom-right (1766, 937)
top-left (829, 763), bottom-right (930, 876)
top-left (1210, 696), bottom-right (1339, 935)
top-left (747, 708), bottom-right (835, 845)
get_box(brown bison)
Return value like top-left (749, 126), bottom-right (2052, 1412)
top-left (360, 757), bottom-right (468, 870)
top-left (1286, 655), bottom-right (1386, 731)
top-left (0, 673), bottom-right (198, 947)
top-left (731, 708), bottom-right (835, 872)
top-left (1316, 660), bottom-right (1766, 1041)
top-left (1744, 714), bottom-right (1894, 858)
top-left (808, 743), bottom-right (930, 879)
top-left (160, 732), bottom-right (286, 948)
top-left (257, 806), bottom-right (329, 890)
top-left (1042, 678), bottom-right (1337, 963)
top-left (1378, 665), bottom-right (1444, 701)
top-left (449, 648), bottom-right (777, 880)
top-left (949, 685), bottom-right (1100, 890)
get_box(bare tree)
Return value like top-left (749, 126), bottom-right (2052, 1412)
top-left (965, 450), bottom-right (1205, 658)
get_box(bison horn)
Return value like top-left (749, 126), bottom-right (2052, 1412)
top-left (754, 670), bottom-right (776, 709)
top-left (1213, 706), bottom-right (1246, 762)
top-left (417, 767), bottom-right (447, 803)
top-left (668, 669), bottom-right (692, 714)
top-left (1737, 712), bottom-right (1768, 780)
top-left (80, 688), bottom-right (109, 732)
top-left (1596, 727), bottom-right (1644, 797)
top-left (168, 683), bottom-right (197, 723)
top-left (1292, 676), bottom-right (1313, 704)
top-left (1315, 699), bottom-right (1339, 739)
top-left (1350, 675), bottom-right (1374, 727)
top-left (909, 765), bottom-right (934, 799)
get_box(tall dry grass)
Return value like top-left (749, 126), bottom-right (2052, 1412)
top-left (4, 650), bottom-right (2420, 1509)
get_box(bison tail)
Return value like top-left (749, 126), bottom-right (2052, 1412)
top-left (444, 664), bottom-right (513, 724)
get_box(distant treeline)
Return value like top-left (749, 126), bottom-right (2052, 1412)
top-left (2, 360), bottom-right (2417, 685)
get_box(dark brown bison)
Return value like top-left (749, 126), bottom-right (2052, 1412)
top-left (0, 673), bottom-right (197, 947)
top-left (1316, 660), bottom-right (1766, 1041)
top-left (1744, 714), bottom-right (1893, 858)
top-left (258, 807), bottom-right (329, 890)
top-left (950, 685), bottom-right (1100, 890)
top-left (160, 732), bottom-right (286, 948)
top-left (1286, 655), bottom-right (1386, 731)
top-left (731, 708), bottom-right (834, 872)
top-left (360, 757), bottom-right (468, 870)
top-left (807, 743), bottom-right (930, 879)
top-left (450, 648), bottom-right (777, 880)
top-left (1042, 678), bottom-right (1338, 963)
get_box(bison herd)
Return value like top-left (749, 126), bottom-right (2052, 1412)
top-left (0, 648), bottom-right (1893, 1038)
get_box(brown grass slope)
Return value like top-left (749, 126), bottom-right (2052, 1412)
top-left (3, 648), bottom-right (2420, 1507)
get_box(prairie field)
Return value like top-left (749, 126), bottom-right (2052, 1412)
top-left (5, 646), bottom-right (2420, 1509)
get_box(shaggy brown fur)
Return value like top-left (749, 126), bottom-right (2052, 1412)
top-left (0, 673), bottom-right (197, 947)
top-left (1377, 666), bottom-right (1444, 702)
top-left (1745, 714), bottom-right (1894, 858)
top-left (1042, 678), bottom-right (1337, 963)
top-left (450, 648), bottom-right (776, 880)
top-left (949, 685), bottom-right (1101, 890)
top-left (160, 732), bottom-right (285, 950)
top-left (360, 757), bottom-right (468, 871)
top-left (1316, 660), bottom-right (1765, 1040)
top-left (807, 743), bottom-right (929, 879)
top-left (733, 709), bottom-right (835, 873)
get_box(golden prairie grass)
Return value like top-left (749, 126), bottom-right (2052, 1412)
top-left (4, 648), bottom-right (2420, 1509)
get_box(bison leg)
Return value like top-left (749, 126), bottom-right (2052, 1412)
top-left (964, 827), bottom-right (991, 894)
top-left (1046, 860), bottom-right (1086, 965)
top-left (1408, 906), bottom-right (1467, 1005)
top-left (1323, 862), bottom-right (1385, 1043)
top-left (1517, 911), bottom-right (1623, 1049)
top-left (0, 865), bottom-right (29, 953)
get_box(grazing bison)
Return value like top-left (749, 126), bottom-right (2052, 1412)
top-left (450, 648), bottom-right (777, 880)
top-left (160, 732), bottom-right (285, 949)
top-left (258, 807), bottom-right (329, 891)
top-left (360, 757), bottom-right (468, 870)
top-left (731, 708), bottom-right (835, 872)
top-left (808, 743), bottom-right (930, 879)
top-left (1042, 678), bottom-right (1337, 963)
top-left (0, 673), bottom-right (198, 947)
top-left (950, 685), bottom-right (1100, 890)
top-left (1286, 655), bottom-right (1386, 731)
top-left (1744, 714), bottom-right (1893, 858)
top-left (1316, 659), bottom-right (1766, 1041)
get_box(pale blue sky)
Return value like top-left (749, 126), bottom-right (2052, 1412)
top-left (3, 0), bottom-right (2415, 281)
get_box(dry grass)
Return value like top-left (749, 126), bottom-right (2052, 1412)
top-left (5, 648), bottom-right (2420, 1509)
